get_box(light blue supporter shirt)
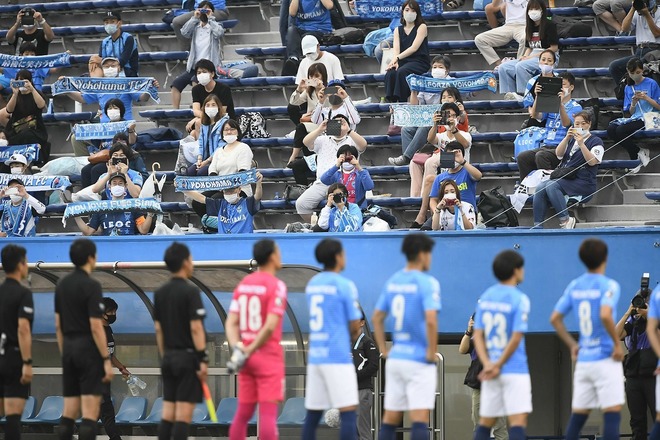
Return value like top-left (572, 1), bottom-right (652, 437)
top-left (624, 77), bottom-right (660, 120)
top-left (553, 273), bottom-right (621, 362)
top-left (647, 284), bottom-right (660, 367)
top-left (306, 272), bottom-right (362, 364)
top-left (375, 270), bottom-right (441, 364)
top-left (474, 284), bottom-right (530, 374)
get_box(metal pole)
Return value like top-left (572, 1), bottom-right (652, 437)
top-left (21, 259), bottom-right (256, 271)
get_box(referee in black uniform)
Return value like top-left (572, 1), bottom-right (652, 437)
top-left (154, 242), bottom-right (207, 440)
top-left (0, 245), bottom-right (33, 440)
top-left (55, 239), bottom-right (113, 440)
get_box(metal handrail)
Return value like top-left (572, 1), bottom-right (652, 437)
top-left (24, 259), bottom-right (256, 272)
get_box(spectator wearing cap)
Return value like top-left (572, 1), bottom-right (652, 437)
top-left (6, 7), bottom-right (54, 56)
top-left (75, 172), bottom-right (154, 236)
top-left (172, 0), bottom-right (229, 43)
top-left (286, 0), bottom-right (334, 61)
top-left (5, 154), bottom-right (30, 176)
top-left (99, 11), bottom-right (139, 77)
top-left (0, 178), bottom-right (45, 237)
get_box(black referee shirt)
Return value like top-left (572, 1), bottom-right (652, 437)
top-left (0, 278), bottom-right (33, 347)
top-left (54, 268), bottom-right (104, 336)
top-left (154, 277), bottom-right (206, 350)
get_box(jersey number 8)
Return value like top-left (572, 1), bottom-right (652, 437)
top-left (237, 295), bottom-right (262, 332)
top-left (578, 300), bottom-right (593, 337)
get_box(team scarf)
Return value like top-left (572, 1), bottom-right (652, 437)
top-left (392, 104), bottom-right (443, 127)
top-left (51, 77), bottom-right (160, 103)
top-left (1, 199), bottom-right (34, 237)
top-left (354, 0), bottom-right (441, 18)
top-left (406, 72), bottom-right (498, 94)
top-left (0, 174), bottom-right (71, 192)
top-left (73, 120), bottom-right (136, 141)
top-left (62, 198), bottom-right (163, 227)
top-left (174, 169), bottom-right (258, 192)
top-left (0, 144), bottom-right (40, 164)
top-left (0, 52), bottom-right (71, 69)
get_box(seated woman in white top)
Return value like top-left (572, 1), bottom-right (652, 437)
top-left (431, 179), bottom-right (476, 230)
top-left (208, 119), bottom-right (254, 195)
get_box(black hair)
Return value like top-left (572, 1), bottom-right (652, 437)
top-left (7, 178), bottom-right (24, 187)
top-left (336, 144), bottom-right (359, 158)
top-left (444, 140), bottom-right (465, 157)
top-left (400, 0), bottom-right (425, 27)
top-left (109, 141), bottom-right (135, 159)
top-left (525, 0), bottom-right (548, 46)
top-left (16, 69), bottom-right (33, 84)
top-left (431, 55), bottom-right (451, 70)
top-left (200, 94), bottom-right (225, 126)
top-left (1, 244), bottom-right (26, 274)
top-left (102, 297), bottom-right (118, 312)
top-left (112, 131), bottom-right (129, 145)
top-left (331, 113), bottom-right (350, 125)
top-left (441, 86), bottom-right (464, 104)
top-left (327, 182), bottom-right (348, 198)
top-left (69, 238), bottom-right (96, 268)
top-left (315, 238), bottom-right (344, 270)
top-left (558, 71), bottom-right (576, 87)
top-left (199, 0), bottom-right (215, 11)
top-left (627, 57), bottom-right (644, 73)
top-left (440, 102), bottom-right (460, 117)
top-left (306, 63), bottom-right (328, 96)
top-left (253, 239), bottom-right (277, 266)
top-left (221, 119), bottom-right (243, 141)
top-left (579, 238), bottom-right (608, 270)
top-left (401, 233), bottom-right (435, 262)
top-left (104, 98), bottom-right (126, 119)
top-left (538, 49), bottom-right (557, 64)
top-left (19, 42), bottom-right (37, 55)
top-left (492, 250), bottom-right (524, 281)
top-left (573, 110), bottom-right (592, 125)
top-left (164, 242), bottom-right (191, 273)
top-left (195, 59), bottom-right (217, 79)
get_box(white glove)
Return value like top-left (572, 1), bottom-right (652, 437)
top-left (226, 345), bottom-right (248, 374)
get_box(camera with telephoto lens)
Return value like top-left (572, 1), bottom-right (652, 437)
top-left (332, 193), bottom-right (345, 204)
top-left (631, 273), bottom-right (651, 312)
top-left (112, 157), bottom-right (128, 166)
top-left (633, 0), bottom-right (647, 11)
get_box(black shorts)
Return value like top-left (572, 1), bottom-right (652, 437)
top-left (161, 351), bottom-right (202, 404)
top-left (0, 348), bottom-right (28, 399)
top-left (62, 337), bottom-right (104, 397)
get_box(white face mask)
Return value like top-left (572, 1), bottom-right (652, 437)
top-left (110, 185), bottom-right (126, 198)
top-left (431, 68), bottom-right (447, 79)
top-left (107, 109), bottom-right (121, 121)
top-left (9, 195), bottom-right (23, 204)
top-left (224, 134), bottom-right (238, 144)
top-left (104, 24), bottom-right (118, 35)
top-left (225, 193), bottom-right (240, 204)
top-left (0, 139), bottom-right (9, 147)
top-left (205, 106), bottom-right (219, 118)
top-left (562, 87), bottom-right (571, 97)
top-left (197, 72), bottom-right (212, 86)
top-left (454, 161), bottom-right (462, 169)
top-left (342, 162), bottom-right (355, 172)
top-left (18, 86), bottom-right (28, 93)
top-left (10, 167), bottom-right (23, 175)
top-left (539, 63), bottom-right (553, 75)
top-left (403, 12), bottom-right (417, 23)
top-left (103, 67), bottom-right (119, 78)
top-left (528, 10), bottom-right (543, 21)
top-left (630, 72), bottom-right (644, 82)
top-left (306, 53), bottom-right (318, 62)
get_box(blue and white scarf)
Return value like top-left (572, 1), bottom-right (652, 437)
top-left (1, 199), bottom-right (35, 237)
top-left (0, 144), bottom-right (40, 164)
top-left (73, 120), bottom-right (136, 141)
top-left (407, 72), bottom-right (498, 94)
top-left (62, 198), bottom-right (163, 226)
top-left (51, 77), bottom-right (160, 103)
top-left (0, 52), bottom-right (71, 69)
top-left (0, 174), bottom-right (70, 192)
top-left (392, 104), bottom-right (443, 127)
top-left (174, 169), bottom-right (258, 192)
top-left (355, 0), bottom-right (441, 18)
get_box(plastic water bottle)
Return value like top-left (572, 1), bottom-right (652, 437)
top-left (310, 212), bottom-right (318, 226)
top-left (126, 375), bottom-right (141, 396)
top-left (133, 375), bottom-right (147, 390)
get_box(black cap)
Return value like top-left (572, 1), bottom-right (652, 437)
top-left (7, 178), bottom-right (24, 187)
top-left (103, 10), bottom-right (121, 21)
top-left (108, 172), bottom-right (126, 183)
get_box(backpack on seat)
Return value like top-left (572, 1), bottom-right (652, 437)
top-left (238, 112), bottom-right (270, 138)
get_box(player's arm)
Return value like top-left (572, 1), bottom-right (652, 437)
top-left (244, 313), bottom-right (282, 355)
top-left (615, 303), bottom-right (634, 340)
top-left (18, 317), bottom-right (32, 384)
top-left (111, 356), bottom-right (130, 377)
top-left (190, 318), bottom-right (208, 382)
top-left (425, 310), bottom-right (438, 362)
top-left (90, 317), bottom-right (113, 382)
top-left (54, 313), bottom-right (63, 353)
top-left (601, 305), bottom-right (624, 361)
top-left (225, 312), bottom-right (240, 348)
top-left (372, 309), bottom-right (388, 358)
top-left (154, 320), bottom-right (164, 357)
top-left (550, 310), bottom-right (579, 359)
top-left (472, 328), bottom-right (490, 365)
top-left (359, 339), bottom-right (380, 379)
top-left (493, 331), bottom-right (523, 369)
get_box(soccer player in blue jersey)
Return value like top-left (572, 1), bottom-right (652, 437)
top-left (372, 233), bottom-right (441, 440)
top-left (645, 282), bottom-right (660, 440)
top-left (472, 250), bottom-right (531, 440)
top-left (550, 238), bottom-right (624, 440)
top-left (302, 238), bottom-right (362, 440)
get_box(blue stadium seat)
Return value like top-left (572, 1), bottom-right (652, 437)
top-left (192, 403), bottom-right (210, 423)
top-left (215, 398), bottom-right (239, 425)
top-left (646, 192), bottom-right (660, 201)
top-left (131, 397), bottom-right (163, 425)
top-left (261, 200), bottom-right (294, 209)
top-left (24, 396), bottom-right (63, 425)
top-left (43, 112), bottom-right (96, 123)
top-left (21, 396), bottom-right (37, 422)
top-left (276, 397), bottom-right (307, 425)
top-left (259, 168), bottom-right (294, 179)
top-left (160, 202), bottom-right (193, 212)
top-left (115, 397), bottom-right (148, 424)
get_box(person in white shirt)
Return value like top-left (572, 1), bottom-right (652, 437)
top-left (431, 179), bottom-right (476, 231)
top-left (295, 115), bottom-right (367, 222)
top-left (474, 0), bottom-right (529, 68)
top-left (208, 119), bottom-right (254, 196)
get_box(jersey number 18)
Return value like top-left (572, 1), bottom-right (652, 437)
top-left (237, 295), bottom-right (262, 332)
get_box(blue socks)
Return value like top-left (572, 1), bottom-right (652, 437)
top-left (301, 410), bottom-right (323, 440)
top-left (602, 412), bottom-right (620, 440)
top-left (473, 425), bottom-right (491, 440)
top-left (378, 423), bottom-right (396, 440)
top-left (565, 413), bottom-right (589, 440)
top-left (508, 426), bottom-right (526, 440)
top-left (411, 422), bottom-right (429, 440)
top-left (650, 421), bottom-right (660, 440)
top-left (339, 411), bottom-right (357, 440)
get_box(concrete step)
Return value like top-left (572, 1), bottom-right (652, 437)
top-left (225, 31), bottom-right (281, 45)
top-left (576, 221), bottom-right (657, 228)
top-left (623, 188), bottom-right (660, 205)
top-left (579, 204), bottom-right (660, 222)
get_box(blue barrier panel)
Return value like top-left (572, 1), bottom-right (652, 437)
top-left (8, 229), bottom-right (660, 333)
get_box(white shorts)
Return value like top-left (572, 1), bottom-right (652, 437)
top-left (305, 363), bottom-right (358, 410)
top-left (572, 358), bottom-right (624, 410)
top-left (383, 359), bottom-right (437, 411)
top-left (480, 373), bottom-right (532, 418)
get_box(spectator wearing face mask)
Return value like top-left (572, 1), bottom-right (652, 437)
top-left (208, 119), bottom-right (254, 195)
top-left (1, 42), bottom-right (51, 93)
top-left (184, 172), bottom-right (263, 234)
top-left (6, 7), bottom-right (54, 56)
top-left (384, 0), bottom-right (430, 103)
top-left (71, 99), bottom-right (137, 157)
top-left (320, 145), bottom-right (374, 210)
top-left (311, 80), bottom-right (361, 128)
top-left (0, 178), bottom-right (45, 237)
top-left (318, 183), bottom-right (363, 232)
top-left (79, 132), bottom-right (142, 190)
top-left (75, 172), bottom-right (154, 236)
top-left (4, 154), bottom-right (30, 177)
top-left (190, 94), bottom-right (229, 176)
top-left (98, 11), bottom-right (139, 77)
top-left (172, 0), bottom-right (229, 43)
top-left (521, 49), bottom-right (558, 110)
top-left (431, 179), bottom-right (476, 231)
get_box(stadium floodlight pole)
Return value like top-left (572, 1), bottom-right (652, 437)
top-left (20, 259), bottom-right (257, 272)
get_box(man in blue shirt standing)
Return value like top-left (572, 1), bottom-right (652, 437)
top-left (472, 250), bottom-right (531, 440)
top-left (372, 233), bottom-right (441, 440)
top-left (99, 11), bottom-right (138, 77)
top-left (303, 238), bottom-right (362, 440)
top-left (550, 238), bottom-right (624, 440)
top-left (644, 282), bottom-right (660, 440)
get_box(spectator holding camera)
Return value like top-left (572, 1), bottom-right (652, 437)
top-left (189, 94), bottom-right (229, 176)
top-left (320, 145), bottom-right (374, 210)
top-left (289, 62), bottom-right (328, 126)
top-left (616, 286), bottom-right (658, 440)
top-left (0, 178), bottom-right (45, 237)
top-left (79, 142), bottom-right (145, 201)
top-left (79, 132), bottom-right (142, 190)
top-left (172, 0), bottom-right (229, 43)
top-left (6, 7), bottom-right (54, 56)
top-left (311, 80), bottom-right (361, 128)
top-left (431, 179), bottom-right (476, 231)
top-left (318, 183), bottom-right (363, 232)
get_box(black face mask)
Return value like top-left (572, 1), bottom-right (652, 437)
top-left (328, 94), bottom-right (343, 106)
top-left (105, 314), bottom-right (117, 324)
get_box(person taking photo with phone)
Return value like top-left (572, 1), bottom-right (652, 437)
top-left (431, 179), bottom-right (476, 231)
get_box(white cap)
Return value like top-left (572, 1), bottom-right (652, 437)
top-left (4, 153), bottom-right (28, 166)
top-left (301, 35), bottom-right (319, 55)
